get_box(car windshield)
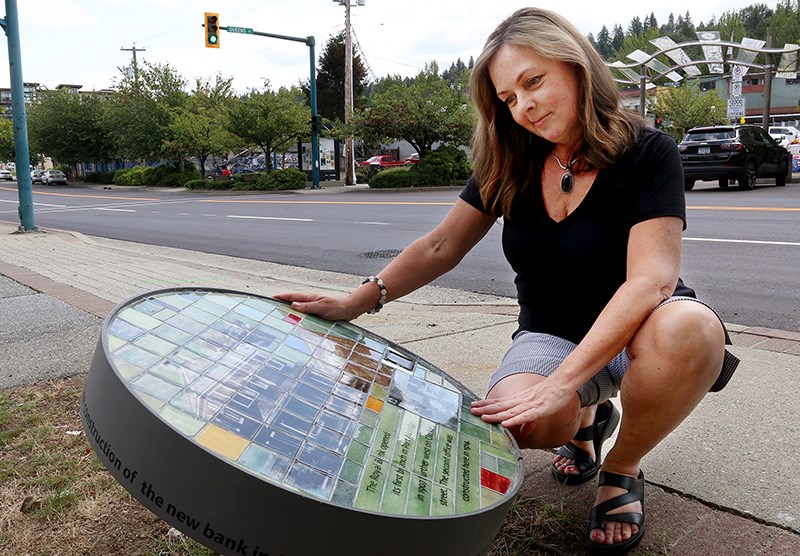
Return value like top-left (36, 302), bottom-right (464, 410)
top-left (685, 130), bottom-right (736, 141)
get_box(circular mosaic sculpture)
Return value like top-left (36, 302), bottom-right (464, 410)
top-left (82, 288), bottom-right (523, 556)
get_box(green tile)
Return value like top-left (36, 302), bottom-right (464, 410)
top-left (133, 334), bottom-right (177, 358)
top-left (498, 457), bottom-right (518, 478)
top-left (359, 408), bottom-right (379, 427)
top-left (332, 480), bottom-right (357, 507)
top-left (354, 456), bottom-right (388, 511)
top-left (459, 420), bottom-right (491, 443)
top-left (406, 476), bottom-right (432, 516)
top-left (194, 297), bottom-right (230, 317)
top-left (354, 423), bottom-right (374, 445)
top-left (482, 440), bottom-right (518, 463)
top-left (158, 293), bottom-right (193, 309)
top-left (491, 426), bottom-right (514, 450)
top-left (114, 360), bottom-right (146, 380)
top-left (456, 434), bottom-right (481, 513)
top-left (206, 293), bottom-right (241, 310)
top-left (153, 308), bottom-right (177, 321)
top-left (274, 344), bottom-right (311, 367)
top-left (392, 412), bottom-right (419, 470)
top-left (379, 466), bottom-right (410, 514)
top-left (481, 486), bottom-right (504, 509)
top-left (431, 485), bottom-right (454, 516)
top-left (370, 384), bottom-right (388, 401)
top-left (107, 334), bottom-right (126, 352)
top-left (150, 360), bottom-right (197, 387)
top-left (117, 308), bottom-right (162, 331)
top-left (370, 403), bottom-right (401, 461)
top-left (159, 405), bottom-right (205, 436)
top-left (180, 305), bottom-right (218, 326)
top-left (413, 419), bottom-right (437, 481)
top-left (340, 458), bottom-right (362, 484)
top-left (433, 425), bottom-right (457, 490)
top-left (480, 452), bottom-right (498, 473)
top-left (346, 440), bottom-right (369, 465)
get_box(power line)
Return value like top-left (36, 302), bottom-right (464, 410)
top-left (350, 26), bottom-right (377, 83)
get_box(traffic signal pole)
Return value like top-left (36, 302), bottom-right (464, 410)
top-left (205, 19), bottom-right (321, 189)
top-left (1, 0), bottom-right (36, 232)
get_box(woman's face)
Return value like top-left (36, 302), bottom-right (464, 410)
top-left (488, 43), bottom-right (582, 149)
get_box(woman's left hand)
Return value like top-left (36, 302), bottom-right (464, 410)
top-left (470, 378), bottom-right (574, 429)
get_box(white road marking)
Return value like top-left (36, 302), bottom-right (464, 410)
top-left (226, 215), bottom-right (313, 222)
top-left (97, 208), bottom-right (136, 212)
top-left (684, 237), bottom-right (800, 247)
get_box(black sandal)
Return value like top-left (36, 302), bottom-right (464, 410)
top-left (551, 400), bottom-right (620, 485)
top-left (586, 470), bottom-right (645, 555)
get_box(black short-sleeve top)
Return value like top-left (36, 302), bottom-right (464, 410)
top-left (460, 128), bottom-right (695, 344)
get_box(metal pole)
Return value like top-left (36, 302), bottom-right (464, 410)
top-left (2, 0), bottom-right (35, 232)
top-left (762, 34), bottom-right (773, 131)
top-left (308, 36), bottom-right (320, 189)
top-left (639, 68), bottom-right (646, 119)
top-left (344, 1), bottom-right (355, 185)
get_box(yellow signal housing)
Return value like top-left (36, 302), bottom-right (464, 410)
top-left (205, 12), bottom-right (220, 48)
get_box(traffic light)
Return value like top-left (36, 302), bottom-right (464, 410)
top-left (311, 114), bottom-right (323, 133)
top-left (204, 12), bottom-right (219, 48)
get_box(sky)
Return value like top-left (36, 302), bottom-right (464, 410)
top-left (1, 0), bottom-right (763, 95)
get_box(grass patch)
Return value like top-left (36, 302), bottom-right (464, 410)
top-left (0, 375), bottom-right (211, 555)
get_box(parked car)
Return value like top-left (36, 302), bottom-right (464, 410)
top-left (42, 169), bottom-right (67, 185)
top-left (404, 153), bottom-right (420, 165)
top-left (679, 125), bottom-right (791, 190)
top-left (0, 169), bottom-right (13, 181)
top-left (769, 125), bottom-right (800, 154)
top-left (357, 155), bottom-right (405, 169)
top-left (30, 169), bottom-right (44, 184)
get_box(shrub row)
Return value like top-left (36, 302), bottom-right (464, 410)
top-left (184, 168), bottom-right (308, 191)
top-left (83, 164), bottom-right (201, 187)
top-left (367, 145), bottom-right (472, 189)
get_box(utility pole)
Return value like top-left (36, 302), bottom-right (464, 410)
top-left (1, 0), bottom-right (36, 231)
top-left (336, 0), bottom-right (364, 185)
top-left (120, 44), bottom-right (146, 88)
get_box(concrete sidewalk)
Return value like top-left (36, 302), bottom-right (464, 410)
top-left (1, 212), bottom-right (798, 554)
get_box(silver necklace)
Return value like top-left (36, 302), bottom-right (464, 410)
top-left (551, 154), bottom-right (577, 193)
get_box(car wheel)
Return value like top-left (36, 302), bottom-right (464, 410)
top-left (718, 178), bottom-right (729, 189)
top-left (738, 161), bottom-right (757, 190)
top-left (684, 179), bottom-right (695, 191)
top-left (776, 159), bottom-right (790, 187)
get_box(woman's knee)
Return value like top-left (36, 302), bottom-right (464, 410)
top-left (488, 373), bottom-right (582, 449)
top-left (629, 300), bottom-right (725, 377)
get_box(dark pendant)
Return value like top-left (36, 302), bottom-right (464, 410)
top-left (560, 172), bottom-right (574, 193)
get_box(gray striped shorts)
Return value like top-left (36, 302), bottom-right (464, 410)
top-left (487, 297), bottom-right (740, 407)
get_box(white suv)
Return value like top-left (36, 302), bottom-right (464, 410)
top-left (769, 126), bottom-right (800, 154)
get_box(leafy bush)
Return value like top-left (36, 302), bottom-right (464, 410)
top-left (113, 166), bottom-right (148, 186)
top-left (232, 169), bottom-right (307, 191)
top-left (268, 168), bottom-right (307, 190)
top-left (368, 167), bottom-right (419, 188)
top-left (412, 145), bottom-right (472, 186)
top-left (83, 172), bottom-right (115, 184)
top-left (184, 178), bottom-right (232, 190)
top-left (354, 167), bottom-right (370, 183)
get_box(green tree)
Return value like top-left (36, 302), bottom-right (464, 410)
top-left (104, 62), bottom-right (188, 163)
top-left (27, 89), bottom-right (114, 168)
top-left (304, 31), bottom-right (369, 122)
top-left (0, 117), bottom-right (16, 162)
top-left (354, 63), bottom-right (474, 157)
top-left (227, 84), bottom-right (309, 171)
top-left (166, 75), bottom-right (239, 178)
top-left (649, 82), bottom-right (727, 140)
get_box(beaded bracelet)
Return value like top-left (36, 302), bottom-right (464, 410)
top-left (361, 275), bottom-right (386, 314)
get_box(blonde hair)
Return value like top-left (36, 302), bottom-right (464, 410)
top-left (470, 8), bottom-right (645, 215)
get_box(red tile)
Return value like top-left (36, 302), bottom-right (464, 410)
top-left (481, 467), bottom-right (512, 494)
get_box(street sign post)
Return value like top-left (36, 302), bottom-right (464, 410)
top-left (727, 96), bottom-right (746, 119)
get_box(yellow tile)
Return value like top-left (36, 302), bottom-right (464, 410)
top-left (196, 424), bottom-right (249, 460)
top-left (365, 396), bottom-right (384, 413)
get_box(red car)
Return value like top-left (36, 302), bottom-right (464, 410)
top-left (404, 153), bottom-right (420, 164)
top-left (358, 155), bottom-right (405, 168)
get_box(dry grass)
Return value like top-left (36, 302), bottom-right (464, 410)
top-left (1, 375), bottom-right (608, 556)
top-left (0, 375), bottom-right (213, 556)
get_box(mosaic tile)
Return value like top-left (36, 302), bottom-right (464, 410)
top-left (103, 290), bottom-right (521, 520)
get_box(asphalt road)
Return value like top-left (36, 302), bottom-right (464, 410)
top-left (1, 179), bottom-right (798, 332)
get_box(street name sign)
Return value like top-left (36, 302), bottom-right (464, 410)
top-left (227, 26), bottom-right (253, 34)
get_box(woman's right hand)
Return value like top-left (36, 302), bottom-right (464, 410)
top-left (273, 292), bottom-right (359, 322)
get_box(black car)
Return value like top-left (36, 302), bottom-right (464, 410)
top-left (679, 124), bottom-right (791, 190)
